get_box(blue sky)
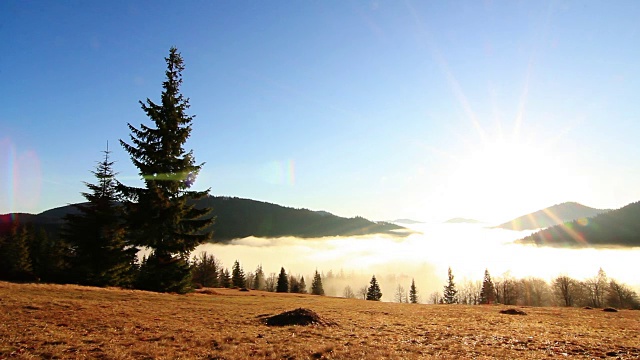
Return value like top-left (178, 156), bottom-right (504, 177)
top-left (1, 0), bottom-right (639, 223)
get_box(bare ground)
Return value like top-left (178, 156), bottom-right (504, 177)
top-left (0, 281), bottom-right (638, 359)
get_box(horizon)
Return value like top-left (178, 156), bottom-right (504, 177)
top-left (2, 1), bottom-right (640, 223)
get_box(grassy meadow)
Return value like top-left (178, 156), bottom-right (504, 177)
top-left (1, 281), bottom-right (638, 359)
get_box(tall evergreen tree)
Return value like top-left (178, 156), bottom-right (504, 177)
top-left (231, 260), bottom-right (245, 288)
top-left (443, 267), bottom-right (458, 304)
top-left (119, 47), bottom-right (213, 293)
top-left (299, 275), bottom-right (307, 294)
top-left (311, 270), bottom-right (324, 295)
top-left (366, 275), bottom-right (382, 301)
top-left (409, 278), bottom-right (419, 304)
top-left (480, 269), bottom-right (496, 304)
top-left (276, 267), bottom-right (289, 293)
top-left (63, 145), bottom-right (136, 287)
top-left (191, 251), bottom-right (219, 287)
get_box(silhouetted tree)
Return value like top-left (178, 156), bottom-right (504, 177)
top-left (552, 275), bottom-right (577, 307)
top-left (366, 275), bottom-right (382, 301)
top-left (480, 269), bottom-right (495, 304)
top-left (357, 285), bottom-right (368, 300)
top-left (276, 267), bottom-right (289, 293)
top-left (119, 47), bottom-right (213, 293)
top-left (584, 268), bottom-right (608, 308)
top-left (265, 272), bottom-right (277, 292)
top-left (311, 270), bottom-right (324, 295)
top-left (394, 284), bottom-right (406, 303)
top-left (443, 267), bottom-right (458, 304)
top-left (220, 268), bottom-right (231, 288)
top-left (0, 224), bottom-right (34, 281)
top-left (607, 279), bottom-right (640, 309)
top-left (289, 274), bottom-right (301, 293)
top-left (409, 279), bottom-right (418, 304)
top-left (63, 145), bottom-right (136, 287)
top-left (191, 252), bottom-right (220, 287)
top-left (231, 260), bottom-right (245, 288)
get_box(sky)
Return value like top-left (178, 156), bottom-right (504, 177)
top-left (1, 0), bottom-right (639, 224)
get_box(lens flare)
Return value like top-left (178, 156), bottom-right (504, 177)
top-left (0, 138), bottom-right (42, 214)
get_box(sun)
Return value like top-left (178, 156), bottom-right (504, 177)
top-left (441, 136), bottom-right (574, 224)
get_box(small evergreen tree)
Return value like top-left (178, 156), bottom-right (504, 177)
top-left (480, 269), bottom-right (496, 304)
top-left (299, 275), bottom-right (307, 294)
top-left (311, 270), bottom-right (324, 295)
top-left (0, 224), bottom-right (34, 281)
top-left (119, 47), bottom-right (213, 293)
top-left (253, 265), bottom-right (265, 290)
top-left (63, 145), bottom-right (136, 287)
top-left (443, 267), bottom-right (458, 304)
top-left (231, 260), bottom-right (245, 288)
top-left (276, 267), bottom-right (289, 293)
top-left (191, 252), bottom-right (219, 287)
top-left (220, 268), bottom-right (232, 288)
top-left (366, 275), bottom-right (382, 301)
top-left (409, 278), bottom-right (418, 304)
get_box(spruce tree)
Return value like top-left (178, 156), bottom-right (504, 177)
top-left (480, 269), bottom-right (496, 304)
top-left (298, 275), bottom-right (307, 294)
top-left (191, 252), bottom-right (219, 287)
top-left (409, 278), bottom-right (418, 304)
top-left (231, 260), bottom-right (245, 288)
top-left (366, 275), bottom-right (382, 301)
top-left (443, 267), bottom-right (458, 304)
top-left (0, 224), bottom-right (34, 281)
top-left (276, 267), bottom-right (289, 293)
top-left (63, 145), bottom-right (136, 287)
top-left (311, 270), bottom-right (324, 295)
top-left (220, 268), bottom-right (232, 288)
top-left (120, 47), bottom-right (213, 293)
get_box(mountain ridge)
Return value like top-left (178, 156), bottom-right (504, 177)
top-left (493, 202), bottom-right (609, 230)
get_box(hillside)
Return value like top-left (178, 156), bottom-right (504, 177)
top-left (0, 196), bottom-right (404, 242)
top-left (1, 282), bottom-right (638, 359)
top-left (494, 202), bottom-right (609, 230)
top-left (517, 201), bottom-right (640, 247)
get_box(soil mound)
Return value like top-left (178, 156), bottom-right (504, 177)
top-left (500, 308), bottom-right (527, 315)
top-left (603, 307), bottom-right (618, 312)
top-left (264, 308), bottom-right (332, 326)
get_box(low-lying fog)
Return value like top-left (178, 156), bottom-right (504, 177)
top-left (194, 223), bottom-right (640, 302)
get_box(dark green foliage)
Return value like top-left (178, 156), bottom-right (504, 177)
top-left (119, 47), bottom-right (213, 292)
top-left (0, 224), bottom-right (34, 281)
top-left (480, 269), bottom-right (495, 304)
top-left (276, 267), bottom-right (289, 293)
top-left (191, 252), bottom-right (219, 287)
top-left (62, 147), bottom-right (136, 287)
top-left (520, 201), bottom-right (640, 247)
top-left (443, 267), bottom-right (458, 304)
top-left (220, 268), bottom-right (232, 288)
top-left (136, 253), bottom-right (192, 294)
top-left (231, 260), bottom-right (245, 288)
top-left (366, 275), bottom-right (382, 301)
top-left (311, 270), bottom-right (324, 295)
top-left (409, 278), bottom-right (418, 304)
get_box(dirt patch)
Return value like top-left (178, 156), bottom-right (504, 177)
top-left (196, 289), bottom-right (220, 295)
top-left (603, 307), bottom-right (618, 312)
top-left (500, 308), bottom-right (527, 315)
top-left (264, 308), bottom-right (334, 327)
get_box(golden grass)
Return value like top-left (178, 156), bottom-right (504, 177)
top-left (1, 281), bottom-right (639, 359)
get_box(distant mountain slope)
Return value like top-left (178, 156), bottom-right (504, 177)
top-left (494, 202), bottom-right (609, 230)
top-left (517, 201), bottom-right (640, 247)
top-left (390, 219), bottom-right (424, 225)
top-left (1, 197), bottom-right (405, 242)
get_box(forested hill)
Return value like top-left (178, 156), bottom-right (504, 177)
top-left (0, 196), bottom-right (405, 242)
top-left (494, 202), bottom-right (609, 230)
top-left (196, 196), bottom-right (404, 241)
top-left (516, 201), bottom-right (640, 247)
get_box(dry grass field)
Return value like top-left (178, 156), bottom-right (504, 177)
top-left (1, 281), bottom-right (638, 359)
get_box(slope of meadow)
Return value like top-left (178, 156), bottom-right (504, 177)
top-left (1, 281), bottom-right (638, 359)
